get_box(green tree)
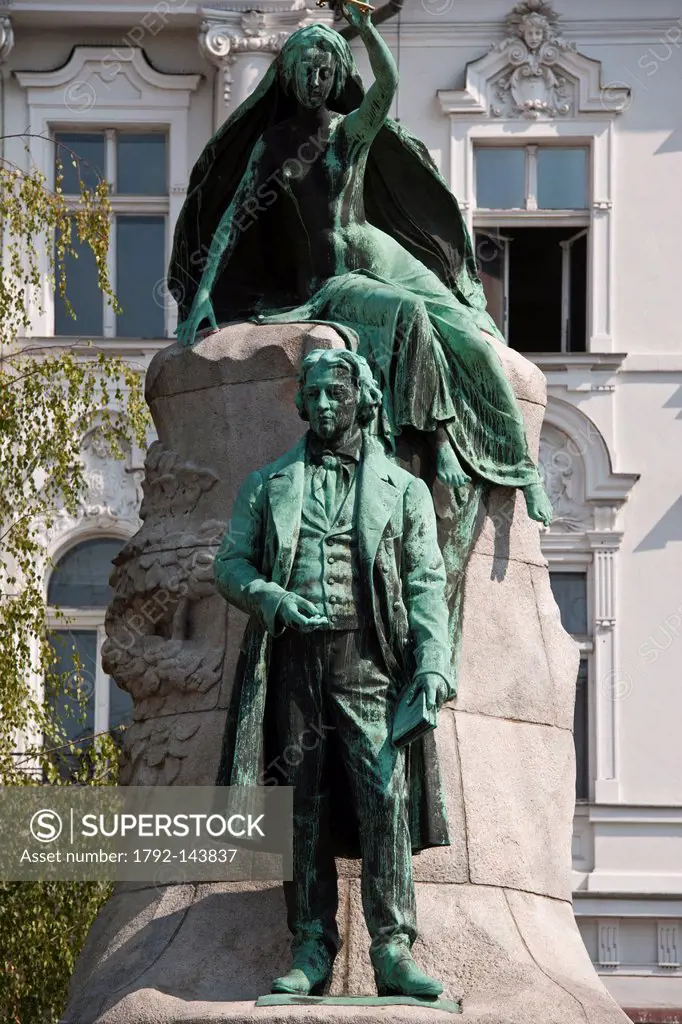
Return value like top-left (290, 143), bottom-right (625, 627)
top-left (0, 136), bottom-right (150, 1022)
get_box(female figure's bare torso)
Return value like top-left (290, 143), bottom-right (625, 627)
top-left (263, 110), bottom-right (399, 297)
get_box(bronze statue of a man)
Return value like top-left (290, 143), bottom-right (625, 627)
top-left (213, 349), bottom-right (454, 998)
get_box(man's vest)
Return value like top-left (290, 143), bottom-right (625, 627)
top-left (288, 461), bottom-right (367, 630)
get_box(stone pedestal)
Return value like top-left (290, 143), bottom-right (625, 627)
top-left (62, 323), bottom-right (629, 1024)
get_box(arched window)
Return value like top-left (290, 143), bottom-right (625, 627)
top-left (539, 403), bottom-right (638, 806)
top-left (46, 538), bottom-right (133, 773)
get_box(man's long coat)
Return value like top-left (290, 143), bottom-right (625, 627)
top-left (213, 433), bottom-right (454, 856)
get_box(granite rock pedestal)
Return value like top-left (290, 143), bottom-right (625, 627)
top-left (61, 323), bottom-right (629, 1024)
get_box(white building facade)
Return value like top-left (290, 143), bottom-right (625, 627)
top-left (3, 0), bottom-right (681, 1018)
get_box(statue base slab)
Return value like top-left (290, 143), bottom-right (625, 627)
top-left (256, 996), bottom-right (462, 1013)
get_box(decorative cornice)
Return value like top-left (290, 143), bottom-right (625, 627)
top-left (529, 352), bottom-right (627, 374)
top-left (374, 19), bottom-right (682, 48)
top-left (199, 6), bottom-right (311, 67)
top-left (438, 1), bottom-right (631, 121)
top-left (201, 0), bottom-right (306, 12)
top-left (15, 45), bottom-right (201, 95)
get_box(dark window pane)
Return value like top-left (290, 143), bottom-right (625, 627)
top-left (506, 226), bottom-right (588, 354)
top-left (117, 133), bottom-right (167, 195)
top-left (567, 232), bottom-right (588, 353)
top-left (476, 148), bottom-right (525, 209)
top-left (549, 571), bottom-right (588, 635)
top-left (48, 538), bottom-right (123, 608)
top-left (54, 225), bottom-right (103, 336)
top-left (474, 232), bottom-right (506, 335)
top-left (116, 216), bottom-right (165, 337)
top-left (54, 132), bottom-right (105, 194)
top-left (109, 677), bottom-right (133, 734)
top-left (46, 629), bottom-right (97, 749)
top-left (537, 148), bottom-right (588, 209)
top-left (574, 658), bottom-right (589, 800)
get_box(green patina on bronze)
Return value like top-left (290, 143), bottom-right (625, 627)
top-left (170, 10), bottom-right (551, 688)
top-left (169, 13), bottom-right (551, 521)
top-left (213, 348), bottom-right (452, 998)
top-left (177, 7), bottom-right (553, 998)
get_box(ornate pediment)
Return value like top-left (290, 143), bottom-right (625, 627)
top-left (15, 46), bottom-right (201, 113)
top-left (438, 0), bottom-right (630, 120)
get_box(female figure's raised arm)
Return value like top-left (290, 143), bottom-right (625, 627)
top-left (343, 5), bottom-right (398, 141)
top-left (176, 136), bottom-right (270, 348)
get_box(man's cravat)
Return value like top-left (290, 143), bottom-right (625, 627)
top-left (312, 453), bottom-right (351, 525)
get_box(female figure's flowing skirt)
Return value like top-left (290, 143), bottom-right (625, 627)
top-left (259, 250), bottom-right (538, 490)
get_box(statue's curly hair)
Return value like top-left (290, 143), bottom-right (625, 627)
top-left (295, 349), bottom-right (382, 428)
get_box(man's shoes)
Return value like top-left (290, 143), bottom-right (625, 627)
top-left (372, 945), bottom-right (443, 999)
top-left (271, 939), bottom-right (334, 996)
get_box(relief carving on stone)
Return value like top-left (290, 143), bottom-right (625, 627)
top-left (491, 0), bottom-right (573, 119)
top-left (43, 424), bottom-right (144, 550)
top-left (199, 11), bottom-right (296, 104)
top-left (101, 442), bottom-right (227, 739)
top-left (539, 429), bottom-right (593, 532)
top-left (0, 15), bottom-right (13, 63)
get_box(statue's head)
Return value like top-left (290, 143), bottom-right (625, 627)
top-left (295, 349), bottom-right (382, 441)
top-left (520, 13), bottom-right (548, 50)
top-left (279, 26), bottom-right (353, 110)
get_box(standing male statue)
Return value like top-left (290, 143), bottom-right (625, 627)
top-left (213, 349), bottom-right (454, 999)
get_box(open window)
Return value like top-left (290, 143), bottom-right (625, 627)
top-left (473, 145), bottom-right (590, 353)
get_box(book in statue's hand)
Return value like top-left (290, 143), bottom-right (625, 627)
top-left (392, 685), bottom-right (438, 748)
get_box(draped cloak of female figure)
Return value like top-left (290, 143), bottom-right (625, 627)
top-left (168, 22), bottom-right (549, 685)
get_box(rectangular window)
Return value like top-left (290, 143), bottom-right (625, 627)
top-left (46, 628), bottom-right (133, 780)
top-left (476, 148), bottom-right (526, 210)
top-left (54, 230), bottom-right (104, 337)
top-left (54, 128), bottom-right (169, 340)
top-left (46, 629), bottom-right (97, 779)
top-left (549, 570), bottom-right (591, 801)
top-left (116, 216), bottom-right (166, 337)
top-left (536, 148), bottom-right (588, 210)
top-left (474, 144), bottom-right (590, 353)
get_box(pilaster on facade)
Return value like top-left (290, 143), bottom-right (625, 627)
top-left (658, 922), bottom-right (680, 969)
top-left (598, 920), bottom-right (621, 968)
top-left (198, 2), bottom-right (332, 129)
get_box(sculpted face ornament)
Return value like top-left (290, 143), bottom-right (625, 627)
top-left (521, 15), bottom-right (546, 51)
top-left (491, 1), bottom-right (572, 118)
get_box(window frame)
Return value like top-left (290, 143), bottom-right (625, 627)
top-left (54, 126), bottom-right (170, 340)
top-left (473, 141), bottom-right (592, 219)
top-left (14, 47), bottom-right (201, 342)
top-left (46, 612), bottom-right (113, 738)
top-left (442, 118), bottom-right (617, 353)
top-left (44, 531), bottom-right (134, 749)
top-left (472, 140), bottom-right (592, 354)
